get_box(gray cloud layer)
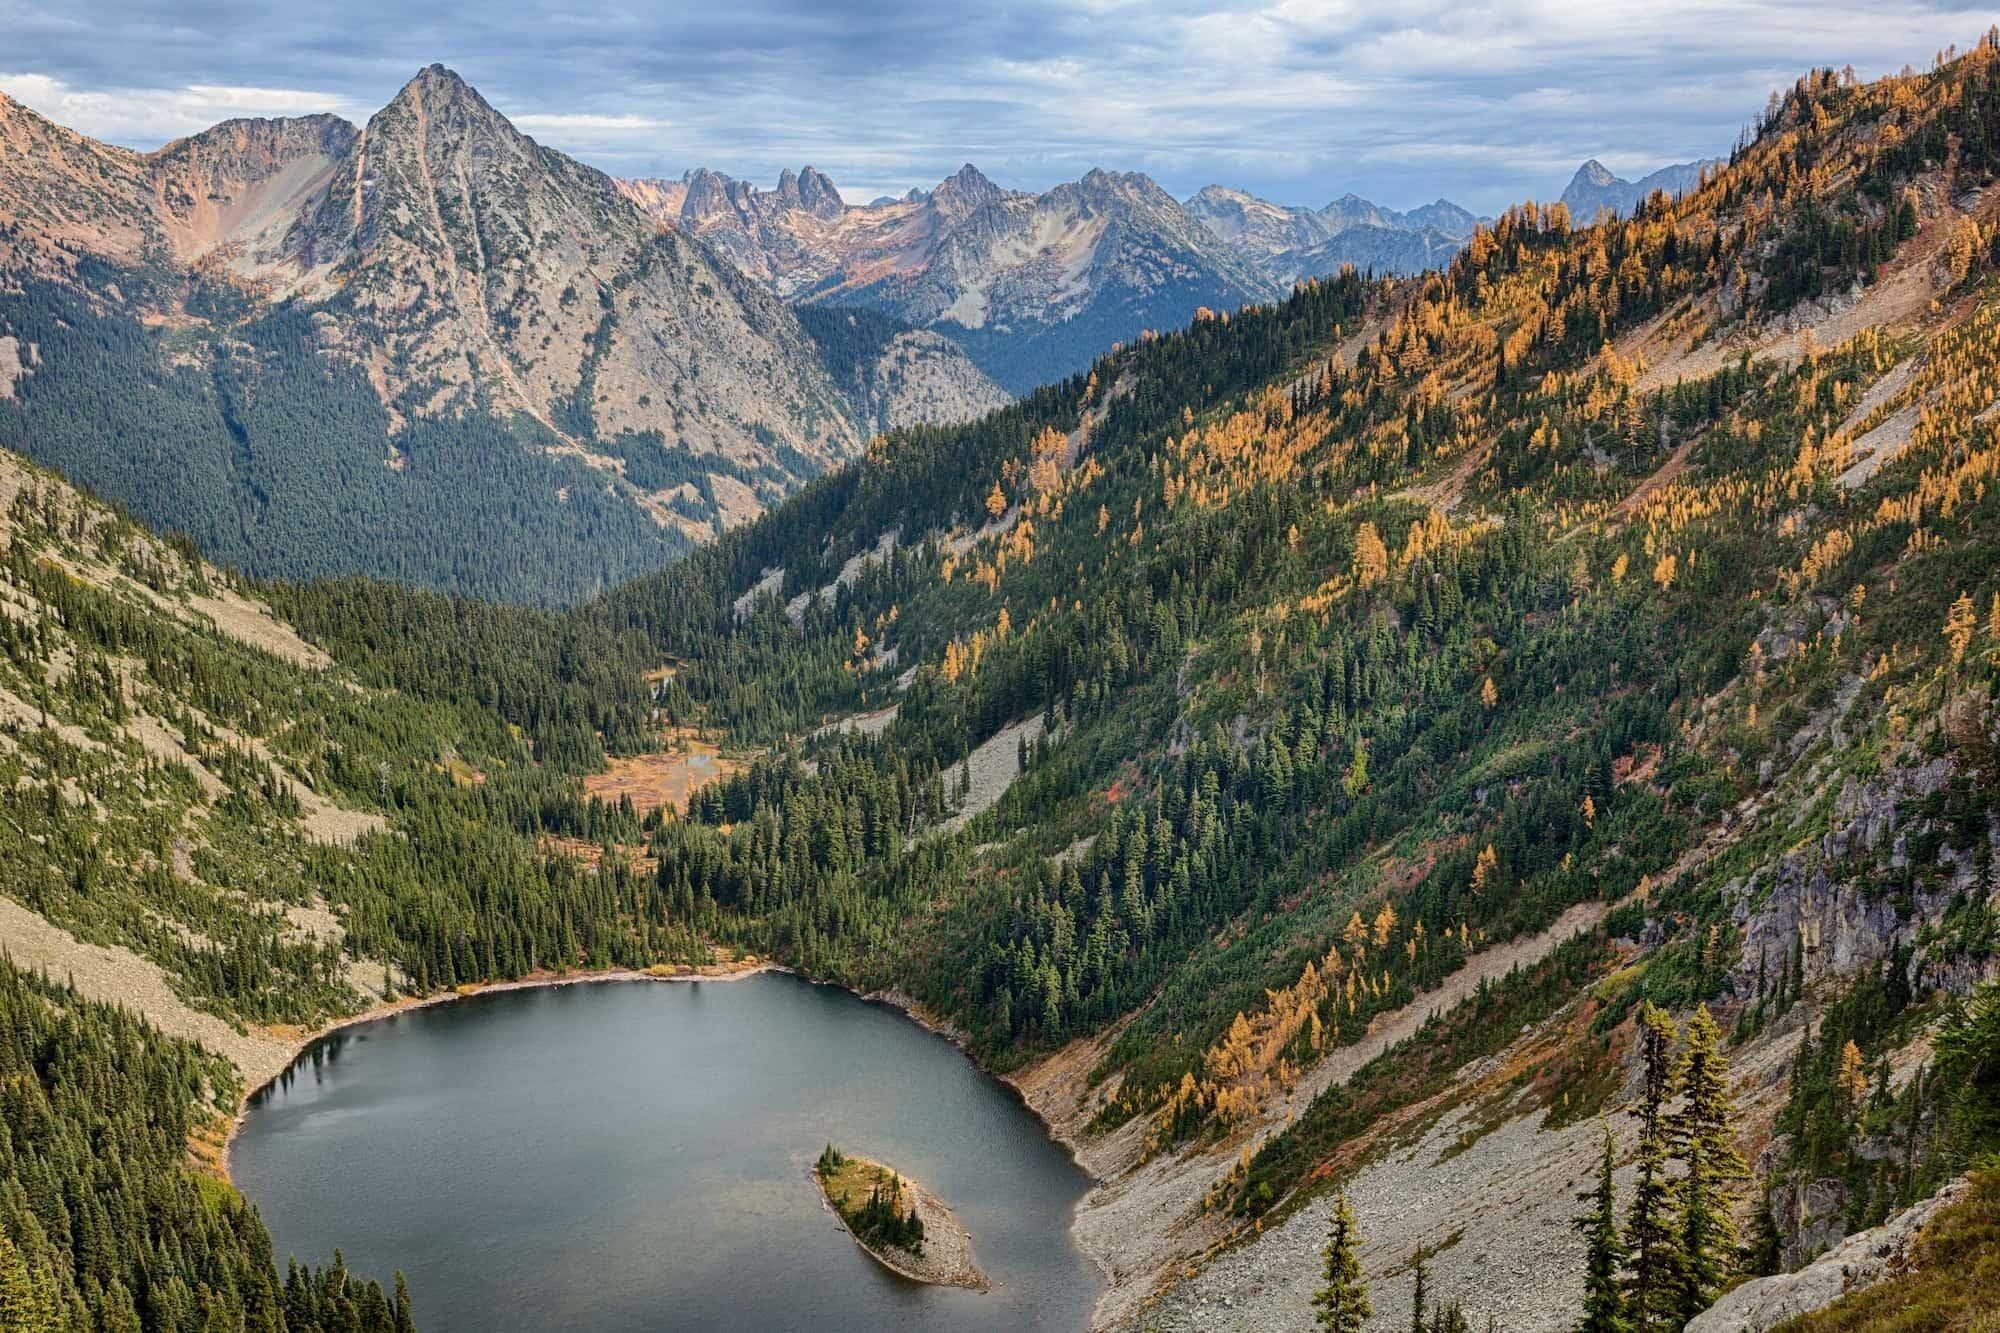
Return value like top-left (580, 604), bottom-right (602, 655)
top-left (4, 0), bottom-right (1996, 211)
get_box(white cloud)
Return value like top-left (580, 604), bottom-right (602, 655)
top-left (5, 0), bottom-right (1994, 210)
top-left (0, 71), bottom-right (361, 145)
top-left (511, 113), bottom-right (670, 133)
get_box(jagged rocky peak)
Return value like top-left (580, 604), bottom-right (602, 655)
top-left (790, 165), bottom-right (845, 218)
top-left (296, 61), bottom-right (624, 271)
top-left (396, 62), bottom-right (483, 112)
top-left (1076, 166), bottom-right (1175, 205)
top-left (679, 166), bottom-right (746, 222)
top-left (929, 162), bottom-right (1002, 221)
top-left (359, 62), bottom-right (544, 190)
top-left (376, 62), bottom-right (525, 161)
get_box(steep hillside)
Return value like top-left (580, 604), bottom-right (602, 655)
top-left (795, 305), bottom-right (1013, 432)
top-left (0, 444), bottom-right (676, 1329)
top-left (0, 70), bottom-right (996, 603)
top-left (620, 163), bottom-right (1277, 393)
top-left (419, 38), bottom-right (2000, 1329)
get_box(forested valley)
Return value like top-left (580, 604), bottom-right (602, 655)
top-left (4, 35), bottom-right (2000, 1333)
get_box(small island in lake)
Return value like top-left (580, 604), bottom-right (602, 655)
top-left (813, 1144), bottom-right (987, 1290)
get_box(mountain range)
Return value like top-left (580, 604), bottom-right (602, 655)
top-left (1182, 183), bottom-right (1486, 285)
top-left (621, 154), bottom-right (1713, 396)
top-left (618, 162), bottom-right (1277, 394)
top-left (0, 66), bottom-right (1007, 603)
top-left (0, 61), bottom-right (1725, 606)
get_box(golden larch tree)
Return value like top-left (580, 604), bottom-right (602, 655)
top-left (1351, 522), bottom-right (1389, 588)
top-left (1945, 591), bottom-right (1977, 663)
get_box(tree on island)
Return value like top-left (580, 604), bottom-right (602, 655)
top-left (818, 1147), bottom-right (926, 1256)
top-left (855, 1174), bottom-right (926, 1254)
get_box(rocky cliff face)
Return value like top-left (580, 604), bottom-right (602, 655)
top-left (1689, 1175), bottom-right (1973, 1331)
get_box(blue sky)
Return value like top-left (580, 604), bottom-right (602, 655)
top-left (3, 0), bottom-right (1995, 213)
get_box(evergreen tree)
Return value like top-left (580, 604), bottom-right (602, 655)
top-left (1425, 1301), bottom-right (1471, 1333)
top-left (0, 1235), bottom-right (56, 1333)
top-left (1624, 1003), bottom-right (1682, 1332)
top-left (1935, 978), bottom-right (2000, 1160)
top-left (1745, 1191), bottom-right (1783, 1277)
top-left (1574, 1124), bottom-right (1630, 1333)
top-left (1313, 1188), bottom-right (1371, 1333)
top-left (1410, 1243), bottom-right (1429, 1333)
top-left (393, 1273), bottom-right (417, 1333)
top-left (1670, 1005), bottom-right (1750, 1322)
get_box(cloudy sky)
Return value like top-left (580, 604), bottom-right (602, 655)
top-left (3, 1), bottom-right (1995, 212)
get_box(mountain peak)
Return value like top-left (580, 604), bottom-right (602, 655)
top-left (1560, 156), bottom-right (1713, 218)
top-left (1190, 184), bottom-right (1254, 205)
top-left (797, 165), bottom-right (843, 218)
top-left (411, 62), bottom-right (468, 91)
top-left (385, 63), bottom-right (493, 122)
top-left (930, 163), bottom-right (1001, 221)
top-left (1570, 158), bottom-right (1618, 188)
top-left (939, 163), bottom-right (995, 193)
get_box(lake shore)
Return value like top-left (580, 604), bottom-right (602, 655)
top-left (813, 1154), bottom-right (987, 1291)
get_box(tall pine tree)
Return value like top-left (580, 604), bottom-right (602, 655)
top-left (1575, 1123), bottom-right (1630, 1333)
top-left (1313, 1187), bottom-right (1372, 1333)
top-left (1670, 1005), bottom-right (1749, 1323)
top-left (1409, 1243), bottom-right (1429, 1333)
top-left (1624, 1003), bottom-right (1683, 1332)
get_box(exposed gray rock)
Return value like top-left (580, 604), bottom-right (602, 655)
top-left (1688, 1176), bottom-right (1970, 1331)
